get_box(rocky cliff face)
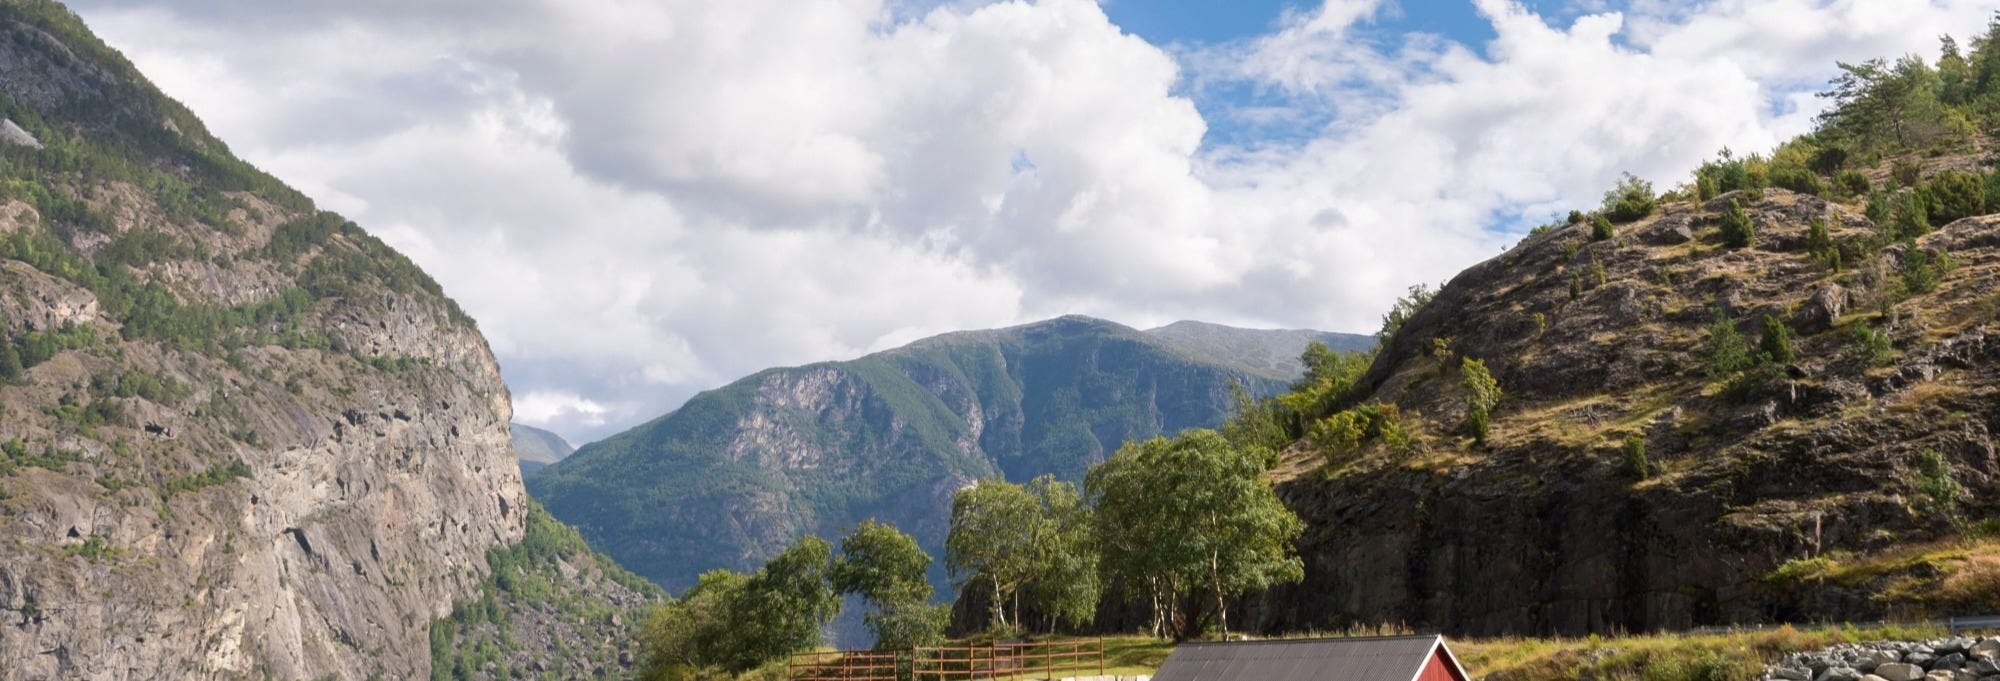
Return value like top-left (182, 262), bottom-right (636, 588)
top-left (531, 315), bottom-right (1314, 596)
top-left (1250, 186), bottom-right (2000, 637)
top-left (0, 2), bottom-right (526, 678)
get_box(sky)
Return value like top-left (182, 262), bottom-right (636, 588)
top-left (62, 0), bottom-right (2000, 444)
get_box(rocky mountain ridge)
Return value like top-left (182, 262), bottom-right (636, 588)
top-left (1248, 182), bottom-right (2000, 636)
top-left (531, 315), bottom-right (1340, 596)
top-left (511, 422), bottom-right (575, 474)
top-left (0, 2), bottom-right (600, 677)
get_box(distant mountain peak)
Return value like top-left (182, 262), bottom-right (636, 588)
top-left (529, 315), bottom-right (1356, 601)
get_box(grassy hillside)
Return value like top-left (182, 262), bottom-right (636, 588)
top-left (1241, 21), bottom-right (2000, 637)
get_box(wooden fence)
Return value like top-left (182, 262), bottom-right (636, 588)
top-left (790, 638), bottom-right (1105, 681)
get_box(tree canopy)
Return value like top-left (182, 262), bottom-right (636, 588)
top-left (1086, 429), bottom-right (1304, 640)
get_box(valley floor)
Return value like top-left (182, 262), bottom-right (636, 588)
top-left (1020, 624), bottom-right (1953, 681)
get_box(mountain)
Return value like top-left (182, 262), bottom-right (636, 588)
top-left (1245, 182), bottom-right (2000, 636)
top-left (1145, 321), bottom-right (1374, 379)
top-left (512, 422), bottom-right (575, 474)
top-left (0, 3), bottom-right (652, 677)
top-left (531, 315), bottom-right (1341, 594)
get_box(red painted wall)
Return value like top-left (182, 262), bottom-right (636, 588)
top-left (1416, 649), bottom-right (1468, 681)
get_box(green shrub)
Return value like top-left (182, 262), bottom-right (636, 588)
top-left (1985, 171), bottom-right (2000, 211)
top-left (1852, 325), bottom-right (1894, 365)
top-left (1892, 159), bottom-right (1922, 187)
top-left (1702, 310), bottom-right (1751, 380)
top-left (1308, 403), bottom-right (1412, 459)
top-left (1763, 555), bottom-right (1836, 584)
top-left (1924, 170), bottom-right (1987, 224)
top-left (1592, 215), bottom-right (1615, 240)
top-left (1769, 165), bottom-right (1825, 196)
top-left (1694, 150), bottom-right (1763, 200)
top-left (1806, 217), bottom-right (1838, 269)
top-left (1602, 172), bottom-right (1657, 222)
top-left (1837, 170), bottom-right (1871, 197)
top-left (1718, 199), bottom-right (1755, 248)
top-left (1915, 448), bottom-right (1962, 519)
top-left (1758, 316), bottom-right (1796, 365)
top-left (1866, 191), bottom-right (1893, 224)
top-left (1460, 358), bottom-right (1502, 445)
top-left (1893, 191), bottom-right (1931, 238)
top-left (1809, 145), bottom-right (1850, 175)
top-left (1377, 284), bottom-right (1436, 344)
top-left (1621, 433), bottom-right (1649, 481)
top-left (1901, 248), bottom-right (1956, 294)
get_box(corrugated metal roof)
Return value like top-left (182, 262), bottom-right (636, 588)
top-left (1151, 636), bottom-right (1445, 681)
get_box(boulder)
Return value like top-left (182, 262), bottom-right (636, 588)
top-left (1796, 283), bottom-right (1847, 333)
top-left (1877, 663), bottom-right (1927, 681)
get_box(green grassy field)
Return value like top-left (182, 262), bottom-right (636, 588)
top-left (1001, 624), bottom-right (1953, 681)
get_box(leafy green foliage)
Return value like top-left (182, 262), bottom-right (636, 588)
top-left (1893, 190), bottom-right (1932, 238)
top-left (1086, 430), bottom-right (1303, 640)
top-left (945, 476), bottom-right (1098, 634)
top-left (1758, 316), bottom-right (1796, 366)
top-left (1693, 149), bottom-right (1764, 200)
top-left (161, 460), bottom-right (250, 498)
top-left (636, 535), bottom-right (842, 680)
top-left (1768, 165), bottom-right (1824, 197)
top-left (1915, 449), bottom-right (1963, 519)
top-left (2, 324), bottom-right (100, 378)
top-left (1591, 215), bottom-right (1615, 241)
top-left (1901, 248), bottom-right (1957, 295)
top-left (62, 535), bottom-right (116, 563)
top-left (1621, 434), bottom-right (1650, 481)
top-left (1837, 169), bottom-right (1871, 197)
top-left (1460, 358), bottom-right (1502, 445)
top-left (1701, 310), bottom-right (1752, 381)
top-left (1817, 55), bottom-right (1966, 153)
top-left (1308, 402), bottom-right (1412, 460)
top-left (1601, 173), bottom-right (1657, 222)
top-left (1852, 324), bottom-right (1895, 365)
top-left (1273, 342), bottom-right (1374, 437)
top-left (1377, 283), bottom-right (1436, 344)
top-left (1718, 199), bottom-right (1755, 248)
top-left (1806, 218), bottom-right (1840, 270)
top-left (832, 520), bottom-right (948, 649)
top-left (1923, 169), bottom-right (1987, 224)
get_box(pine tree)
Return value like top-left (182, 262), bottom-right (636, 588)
top-left (1719, 199), bottom-right (1756, 248)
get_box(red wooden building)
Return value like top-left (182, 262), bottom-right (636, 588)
top-left (1149, 635), bottom-right (1470, 681)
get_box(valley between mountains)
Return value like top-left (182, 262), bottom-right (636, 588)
top-left (6, 1), bottom-right (2000, 679)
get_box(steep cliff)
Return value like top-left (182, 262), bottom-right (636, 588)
top-left (0, 2), bottom-right (529, 677)
top-left (1251, 183), bottom-right (2000, 636)
top-left (531, 315), bottom-right (1321, 594)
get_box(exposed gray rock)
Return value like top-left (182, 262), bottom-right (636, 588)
top-left (1771, 641), bottom-right (2000, 681)
top-left (1878, 662), bottom-right (1929, 681)
top-left (0, 118), bottom-right (39, 148)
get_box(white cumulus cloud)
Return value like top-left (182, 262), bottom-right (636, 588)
top-left (62, 0), bottom-right (2000, 441)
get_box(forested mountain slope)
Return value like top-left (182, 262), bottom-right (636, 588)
top-left (531, 316), bottom-right (1334, 593)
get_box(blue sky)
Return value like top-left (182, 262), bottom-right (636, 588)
top-left (1101, 0), bottom-right (1517, 148)
top-left (1105, 0), bottom-right (1498, 47)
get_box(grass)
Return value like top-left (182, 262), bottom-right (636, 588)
top-left (1456, 624), bottom-right (1944, 681)
top-left (987, 625), bottom-right (1950, 681)
top-left (1761, 535), bottom-right (2000, 612)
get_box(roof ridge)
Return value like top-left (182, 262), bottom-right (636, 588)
top-left (1179, 634), bottom-right (1442, 646)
